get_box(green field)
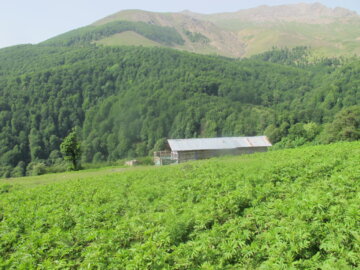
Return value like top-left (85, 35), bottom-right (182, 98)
top-left (0, 142), bottom-right (359, 269)
top-left (96, 31), bottom-right (163, 47)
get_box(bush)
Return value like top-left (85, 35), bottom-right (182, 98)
top-left (324, 105), bottom-right (360, 143)
top-left (0, 166), bottom-right (12, 178)
top-left (0, 184), bottom-right (12, 194)
top-left (136, 156), bottom-right (154, 166)
top-left (45, 161), bottom-right (69, 174)
top-left (26, 162), bottom-right (47, 176)
top-left (11, 161), bottom-right (26, 178)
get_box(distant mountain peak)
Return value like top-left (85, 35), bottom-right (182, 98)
top-left (181, 9), bottom-right (193, 14)
top-left (53, 2), bottom-right (360, 58)
top-left (212, 2), bottom-right (359, 24)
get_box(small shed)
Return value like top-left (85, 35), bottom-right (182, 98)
top-left (154, 136), bottom-right (272, 165)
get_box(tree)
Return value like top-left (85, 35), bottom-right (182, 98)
top-left (325, 105), bottom-right (360, 143)
top-left (60, 129), bottom-right (82, 170)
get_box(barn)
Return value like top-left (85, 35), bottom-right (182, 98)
top-left (154, 136), bottom-right (272, 165)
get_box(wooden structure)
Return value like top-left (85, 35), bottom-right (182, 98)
top-left (154, 136), bottom-right (272, 165)
top-left (153, 151), bottom-right (177, 166)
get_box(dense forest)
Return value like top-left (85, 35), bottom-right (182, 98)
top-left (0, 45), bottom-right (359, 177)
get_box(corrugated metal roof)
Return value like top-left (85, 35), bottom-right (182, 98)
top-left (168, 136), bottom-right (272, 151)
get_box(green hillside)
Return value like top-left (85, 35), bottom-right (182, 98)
top-left (0, 142), bottom-right (359, 268)
top-left (42, 20), bottom-right (184, 47)
top-left (96, 31), bottom-right (163, 47)
top-left (0, 44), bottom-right (359, 177)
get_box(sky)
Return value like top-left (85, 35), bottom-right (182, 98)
top-left (1, 0), bottom-right (359, 49)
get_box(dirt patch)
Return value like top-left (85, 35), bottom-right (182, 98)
top-left (111, 168), bottom-right (127, 173)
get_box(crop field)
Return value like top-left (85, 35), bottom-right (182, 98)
top-left (0, 142), bottom-right (359, 269)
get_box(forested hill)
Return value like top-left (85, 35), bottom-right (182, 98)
top-left (0, 44), bottom-right (359, 177)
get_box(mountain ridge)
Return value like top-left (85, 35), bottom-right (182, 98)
top-left (200, 3), bottom-right (359, 24)
top-left (58, 3), bottom-right (356, 57)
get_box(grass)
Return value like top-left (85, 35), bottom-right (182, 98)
top-left (237, 21), bottom-right (360, 57)
top-left (0, 166), bottom-right (122, 188)
top-left (90, 10), bottom-right (360, 58)
top-left (95, 20), bottom-right (360, 58)
top-left (0, 141), bottom-right (359, 268)
top-left (96, 31), bottom-right (163, 47)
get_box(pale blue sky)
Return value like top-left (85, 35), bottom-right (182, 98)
top-left (1, 0), bottom-right (359, 48)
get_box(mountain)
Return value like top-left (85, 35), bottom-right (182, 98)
top-left (198, 3), bottom-right (358, 24)
top-left (43, 3), bottom-right (360, 58)
top-left (0, 44), bottom-right (359, 177)
top-left (0, 4), bottom-right (359, 266)
top-left (0, 4), bottom-right (359, 177)
top-left (91, 9), bottom-right (246, 57)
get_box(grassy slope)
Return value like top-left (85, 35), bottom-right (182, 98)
top-left (96, 31), bottom-right (227, 57)
top-left (0, 166), bottom-right (134, 188)
top-left (91, 9), bottom-right (360, 58)
top-left (0, 142), bottom-right (359, 268)
top-left (95, 31), bottom-right (163, 47)
top-left (218, 20), bottom-right (360, 57)
top-left (92, 19), bottom-right (360, 58)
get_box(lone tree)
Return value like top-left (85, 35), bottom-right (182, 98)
top-left (60, 129), bottom-right (82, 170)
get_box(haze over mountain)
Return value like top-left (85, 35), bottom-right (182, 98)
top-left (43, 2), bottom-right (360, 58)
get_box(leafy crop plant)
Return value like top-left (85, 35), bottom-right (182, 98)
top-left (0, 141), bottom-right (359, 269)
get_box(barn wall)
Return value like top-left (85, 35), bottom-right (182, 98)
top-left (176, 147), bottom-right (268, 163)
